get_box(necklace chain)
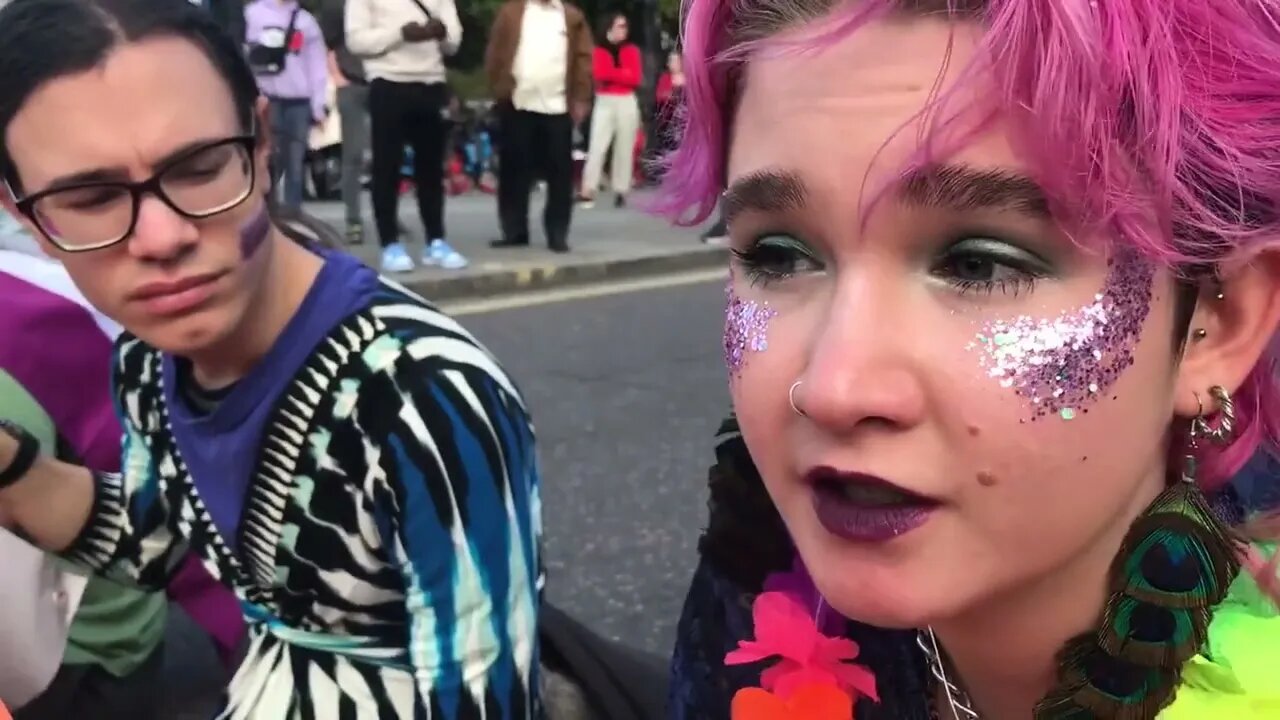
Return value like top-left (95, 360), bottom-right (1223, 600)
top-left (916, 628), bottom-right (981, 720)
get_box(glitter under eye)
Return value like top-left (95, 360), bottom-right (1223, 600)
top-left (969, 250), bottom-right (1155, 421)
top-left (724, 283), bottom-right (777, 378)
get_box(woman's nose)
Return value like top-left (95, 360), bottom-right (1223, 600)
top-left (795, 281), bottom-right (928, 435)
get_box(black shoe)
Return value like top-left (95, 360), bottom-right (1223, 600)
top-left (490, 236), bottom-right (530, 249)
top-left (614, 194), bottom-right (626, 209)
top-left (548, 241), bottom-right (570, 254)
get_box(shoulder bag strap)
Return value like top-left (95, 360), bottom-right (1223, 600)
top-left (408, 0), bottom-right (433, 21)
top-left (284, 7), bottom-right (301, 48)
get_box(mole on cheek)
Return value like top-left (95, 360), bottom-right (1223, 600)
top-left (967, 425), bottom-right (981, 437)
top-left (976, 471), bottom-right (997, 487)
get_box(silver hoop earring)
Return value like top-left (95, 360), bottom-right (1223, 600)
top-left (789, 380), bottom-right (806, 417)
top-left (1191, 385), bottom-right (1236, 446)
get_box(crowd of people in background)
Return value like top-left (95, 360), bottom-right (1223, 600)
top-left (188, 0), bottom-right (688, 274)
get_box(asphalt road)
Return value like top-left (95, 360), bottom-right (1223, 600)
top-left (456, 278), bottom-right (730, 658)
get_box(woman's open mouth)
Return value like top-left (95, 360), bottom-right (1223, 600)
top-left (807, 468), bottom-right (940, 542)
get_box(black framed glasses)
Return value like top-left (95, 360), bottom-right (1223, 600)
top-left (8, 133), bottom-right (258, 253)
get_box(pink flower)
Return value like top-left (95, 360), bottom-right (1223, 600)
top-left (762, 557), bottom-right (844, 636)
top-left (725, 590), bottom-right (879, 703)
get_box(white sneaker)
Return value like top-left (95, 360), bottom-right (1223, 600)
top-left (423, 239), bottom-right (468, 270)
top-left (380, 243), bottom-right (415, 273)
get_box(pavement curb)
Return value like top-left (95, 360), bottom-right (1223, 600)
top-left (402, 245), bottom-right (729, 301)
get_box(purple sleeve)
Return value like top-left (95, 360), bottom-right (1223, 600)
top-left (304, 13), bottom-right (330, 120)
top-left (0, 273), bottom-right (119, 472)
top-left (243, 4), bottom-right (258, 46)
top-left (167, 555), bottom-right (246, 670)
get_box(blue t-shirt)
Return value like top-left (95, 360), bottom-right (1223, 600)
top-left (163, 248), bottom-right (379, 546)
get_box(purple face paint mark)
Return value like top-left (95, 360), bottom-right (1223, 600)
top-left (239, 204), bottom-right (271, 259)
top-left (969, 249), bottom-right (1154, 421)
top-left (724, 282), bottom-right (777, 378)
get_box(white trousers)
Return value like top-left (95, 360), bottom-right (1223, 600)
top-left (581, 93), bottom-right (641, 195)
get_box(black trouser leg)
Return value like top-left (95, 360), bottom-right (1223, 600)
top-left (538, 112), bottom-right (575, 250)
top-left (407, 83), bottom-right (448, 241)
top-left (368, 79), bottom-right (409, 248)
top-left (497, 103), bottom-right (533, 244)
top-left (16, 641), bottom-right (166, 720)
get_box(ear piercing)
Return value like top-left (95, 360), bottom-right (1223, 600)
top-left (1193, 279), bottom-right (1221, 341)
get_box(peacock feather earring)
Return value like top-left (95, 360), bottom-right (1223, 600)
top-left (1035, 386), bottom-right (1244, 720)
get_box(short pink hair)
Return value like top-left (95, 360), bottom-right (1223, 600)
top-left (657, 0), bottom-right (1280, 588)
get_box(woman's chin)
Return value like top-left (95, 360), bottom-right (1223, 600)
top-left (824, 591), bottom-right (936, 630)
top-left (804, 552), bottom-right (948, 630)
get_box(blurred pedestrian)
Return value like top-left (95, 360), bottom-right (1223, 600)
top-left (485, 0), bottom-right (594, 253)
top-left (652, 49), bottom-right (685, 162)
top-left (346, 0), bottom-right (468, 272)
top-left (245, 0), bottom-right (330, 213)
top-left (578, 12), bottom-right (641, 209)
top-left (318, 0), bottom-right (370, 245)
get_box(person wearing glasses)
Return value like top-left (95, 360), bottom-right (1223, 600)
top-left (0, 1), bottom-right (543, 718)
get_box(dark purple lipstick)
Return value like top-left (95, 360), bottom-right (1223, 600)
top-left (807, 467), bottom-right (938, 542)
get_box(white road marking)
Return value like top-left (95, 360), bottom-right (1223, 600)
top-left (439, 268), bottom-right (727, 316)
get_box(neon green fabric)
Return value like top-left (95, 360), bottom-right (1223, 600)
top-left (1159, 543), bottom-right (1280, 718)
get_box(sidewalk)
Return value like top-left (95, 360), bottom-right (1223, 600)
top-left (304, 190), bottom-right (725, 301)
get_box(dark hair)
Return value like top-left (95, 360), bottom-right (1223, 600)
top-left (598, 12), bottom-right (629, 44)
top-left (0, 0), bottom-right (259, 191)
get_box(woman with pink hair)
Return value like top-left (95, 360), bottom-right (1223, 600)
top-left (661, 1), bottom-right (1280, 718)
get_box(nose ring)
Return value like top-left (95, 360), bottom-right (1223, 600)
top-left (789, 380), bottom-right (806, 417)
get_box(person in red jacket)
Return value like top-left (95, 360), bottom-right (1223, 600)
top-left (579, 12), bottom-right (642, 208)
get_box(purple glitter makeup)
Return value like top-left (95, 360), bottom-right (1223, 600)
top-left (239, 205), bottom-right (270, 259)
top-left (724, 282), bottom-right (777, 378)
top-left (969, 250), bottom-right (1155, 421)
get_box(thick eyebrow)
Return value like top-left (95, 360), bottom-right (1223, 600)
top-left (722, 169), bottom-right (808, 226)
top-left (34, 136), bottom-right (238, 194)
top-left (898, 164), bottom-right (1050, 219)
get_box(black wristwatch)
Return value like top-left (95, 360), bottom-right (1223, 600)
top-left (0, 419), bottom-right (39, 489)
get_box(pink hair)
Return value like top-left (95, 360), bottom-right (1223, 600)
top-left (658, 0), bottom-right (1280, 598)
